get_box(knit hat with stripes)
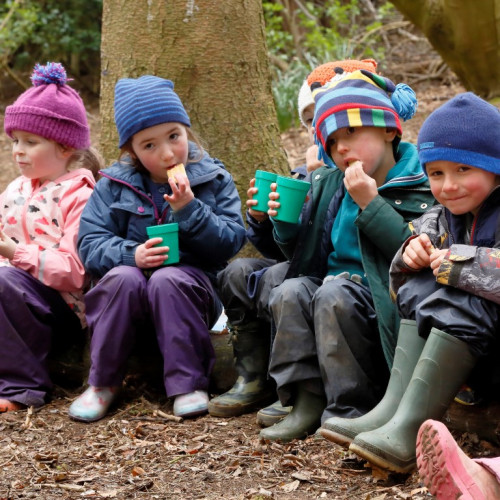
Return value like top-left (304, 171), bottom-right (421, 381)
top-left (313, 69), bottom-right (417, 167)
top-left (114, 76), bottom-right (191, 148)
top-left (297, 59), bottom-right (378, 128)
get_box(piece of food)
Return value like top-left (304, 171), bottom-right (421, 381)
top-left (167, 163), bottom-right (186, 180)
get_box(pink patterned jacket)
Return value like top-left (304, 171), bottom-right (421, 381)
top-left (0, 168), bottom-right (95, 326)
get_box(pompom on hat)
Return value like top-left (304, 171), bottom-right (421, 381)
top-left (114, 75), bottom-right (191, 148)
top-left (417, 92), bottom-right (500, 175)
top-left (4, 62), bottom-right (90, 149)
top-left (297, 59), bottom-right (378, 128)
top-left (313, 69), bottom-right (417, 167)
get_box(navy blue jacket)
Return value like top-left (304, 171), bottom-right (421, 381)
top-left (78, 143), bottom-right (246, 281)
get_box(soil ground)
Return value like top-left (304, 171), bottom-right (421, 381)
top-left (2, 24), bottom-right (499, 500)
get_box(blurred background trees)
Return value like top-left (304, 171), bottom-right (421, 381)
top-left (0, 0), bottom-right (101, 93)
top-left (2, 1), bottom-right (499, 128)
top-left (0, 0), bottom-right (403, 129)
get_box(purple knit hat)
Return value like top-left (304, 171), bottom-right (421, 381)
top-left (4, 62), bottom-right (90, 149)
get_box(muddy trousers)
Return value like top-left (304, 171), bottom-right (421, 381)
top-left (86, 265), bottom-right (222, 398)
top-left (0, 267), bottom-right (82, 407)
top-left (268, 277), bottom-right (389, 424)
top-left (217, 258), bottom-right (289, 326)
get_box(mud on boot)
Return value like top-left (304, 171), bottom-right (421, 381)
top-left (208, 320), bottom-right (275, 417)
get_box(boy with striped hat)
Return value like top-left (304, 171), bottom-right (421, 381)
top-left (261, 69), bottom-right (434, 442)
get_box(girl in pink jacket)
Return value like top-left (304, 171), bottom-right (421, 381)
top-left (0, 62), bottom-right (101, 412)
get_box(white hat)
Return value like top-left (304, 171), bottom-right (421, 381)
top-left (297, 79), bottom-right (314, 128)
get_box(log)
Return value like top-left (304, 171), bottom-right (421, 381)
top-left (444, 401), bottom-right (500, 445)
top-left (48, 321), bottom-right (237, 395)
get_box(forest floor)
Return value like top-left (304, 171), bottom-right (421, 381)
top-left (1, 23), bottom-right (500, 500)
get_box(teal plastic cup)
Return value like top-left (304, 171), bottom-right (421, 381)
top-left (146, 222), bottom-right (179, 266)
top-left (253, 170), bottom-right (278, 212)
top-left (273, 176), bottom-right (311, 224)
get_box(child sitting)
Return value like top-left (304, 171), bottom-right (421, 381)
top-left (259, 69), bottom-right (434, 442)
top-left (323, 92), bottom-right (500, 473)
top-left (0, 62), bottom-right (100, 411)
top-left (68, 75), bottom-right (245, 421)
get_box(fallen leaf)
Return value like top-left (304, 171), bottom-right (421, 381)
top-left (281, 480), bottom-right (300, 492)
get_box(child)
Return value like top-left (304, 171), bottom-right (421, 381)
top-left (208, 60), bottom-right (378, 424)
top-left (259, 69), bottom-right (435, 442)
top-left (68, 75), bottom-right (246, 422)
top-left (0, 62), bottom-right (99, 412)
top-left (326, 92), bottom-right (500, 473)
top-left (417, 419), bottom-right (500, 499)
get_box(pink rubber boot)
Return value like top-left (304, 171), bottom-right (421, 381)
top-left (417, 419), bottom-right (500, 500)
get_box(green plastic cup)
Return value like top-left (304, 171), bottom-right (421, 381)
top-left (273, 176), bottom-right (311, 224)
top-left (146, 222), bottom-right (179, 266)
top-left (253, 170), bottom-right (278, 212)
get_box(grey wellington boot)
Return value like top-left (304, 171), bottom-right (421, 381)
top-left (259, 384), bottom-right (326, 443)
top-left (208, 321), bottom-right (275, 417)
top-left (320, 320), bottom-right (425, 448)
top-left (349, 328), bottom-right (476, 474)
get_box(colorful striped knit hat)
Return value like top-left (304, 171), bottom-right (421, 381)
top-left (114, 76), bottom-right (191, 148)
top-left (313, 69), bottom-right (417, 167)
top-left (297, 59), bottom-right (378, 128)
top-left (418, 92), bottom-right (500, 175)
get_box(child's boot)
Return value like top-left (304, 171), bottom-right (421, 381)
top-left (208, 320), bottom-right (275, 417)
top-left (68, 386), bottom-right (119, 422)
top-left (320, 320), bottom-right (425, 447)
top-left (416, 419), bottom-right (500, 500)
top-left (259, 384), bottom-right (325, 443)
top-left (173, 390), bottom-right (209, 418)
top-left (0, 398), bottom-right (25, 412)
top-left (256, 400), bottom-right (292, 427)
top-left (349, 328), bottom-right (476, 473)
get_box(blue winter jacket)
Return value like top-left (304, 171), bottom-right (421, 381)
top-left (78, 143), bottom-right (246, 281)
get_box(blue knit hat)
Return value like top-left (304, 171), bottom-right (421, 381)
top-left (418, 92), bottom-right (500, 175)
top-left (114, 76), bottom-right (191, 148)
top-left (313, 69), bottom-right (417, 167)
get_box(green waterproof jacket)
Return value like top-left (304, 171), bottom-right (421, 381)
top-left (273, 142), bottom-right (436, 367)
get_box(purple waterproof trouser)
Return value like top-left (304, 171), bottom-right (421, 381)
top-left (85, 265), bottom-right (221, 397)
top-left (0, 267), bottom-right (82, 407)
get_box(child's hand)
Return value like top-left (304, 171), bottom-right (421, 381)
top-left (267, 182), bottom-right (280, 218)
top-left (247, 178), bottom-right (269, 222)
top-left (135, 238), bottom-right (169, 268)
top-left (429, 248), bottom-right (448, 276)
top-left (402, 233), bottom-right (434, 270)
top-left (0, 227), bottom-right (16, 260)
top-left (343, 161), bottom-right (378, 209)
top-left (305, 144), bottom-right (324, 172)
top-left (164, 174), bottom-right (194, 211)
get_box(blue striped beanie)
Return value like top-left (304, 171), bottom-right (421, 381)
top-left (312, 70), bottom-right (417, 167)
top-left (418, 92), bottom-right (500, 175)
top-left (114, 76), bottom-right (191, 148)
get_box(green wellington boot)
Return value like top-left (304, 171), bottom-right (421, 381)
top-left (349, 328), bottom-right (476, 474)
top-left (256, 400), bottom-right (292, 427)
top-left (208, 321), bottom-right (275, 417)
top-left (320, 320), bottom-right (425, 448)
top-left (259, 384), bottom-right (326, 443)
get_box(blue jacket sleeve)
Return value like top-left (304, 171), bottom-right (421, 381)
top-left (77, 178), bottom-right (140, 277)
top-left (169, 170), bottom-right (246, 266)
top-left (246, 211), bottom-right (285, 260)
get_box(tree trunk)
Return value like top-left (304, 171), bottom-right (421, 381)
top-left (390, 0), bottom-right (500, 99)
top-left (100, 0), bottom-right (289, 209)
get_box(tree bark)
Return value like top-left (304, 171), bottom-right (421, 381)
top-left (390, 0), bottom-right (500, 99)
top-left (100, 0), bottom-right (289, 208)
